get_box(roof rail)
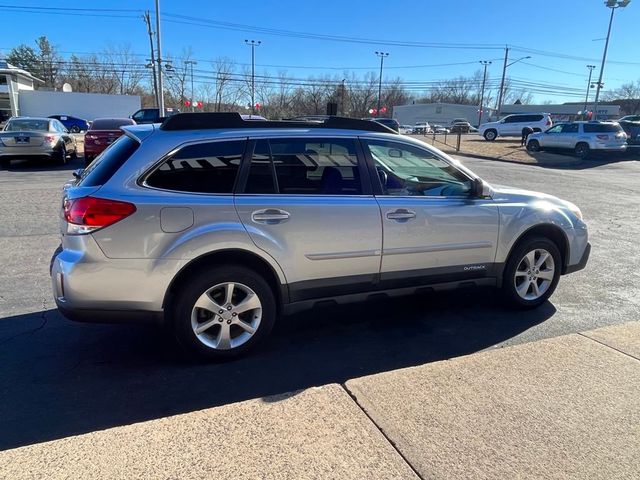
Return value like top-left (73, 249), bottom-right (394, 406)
top-left (160, 112), bottom-right (397, 134)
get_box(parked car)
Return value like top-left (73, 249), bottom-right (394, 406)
top-left (618, 119), bottom-right (640, 146)
top-left (0, 116), bottom-right (78, 167)
top-left (618, 115), bottom-right (640, 123)
top-left (432, 124), bottom-right (451, 134)
top-left (450, 120), bottom-right (472, 134)
top-left (479, 113), bottom-right (552, 141)
top-left (52, 112), bottom-right (589, 359)
top-left (399, 124), bottom-right (414, 134)
top-left (48, 115), bottom-right (89, 133)
top-left (130, 108), bottom-right (179, 124)
top-left (413, 121), bottom-right (431, 134)
top-left (84, 118), bottom-right (136, 165)
top-left (526, 121), bottom-right (627, 158)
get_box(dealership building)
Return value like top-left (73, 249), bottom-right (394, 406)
top-left (0, 60), bottom-right (140, 122)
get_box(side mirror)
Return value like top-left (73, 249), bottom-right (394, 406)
top-left (72, 168), bottom-right (84, 180)
top-left (472, 178), bottom-right (489, 198)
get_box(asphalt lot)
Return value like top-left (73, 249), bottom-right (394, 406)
top-left (1, 153), bottom-right (639, 451)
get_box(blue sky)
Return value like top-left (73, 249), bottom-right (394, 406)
top-left (1, 0), bottom-right (638, 102)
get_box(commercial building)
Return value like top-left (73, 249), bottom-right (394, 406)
top-left (392, 103), bottom-right (493, 128)
top-left (0, 60), bottom-right (140, 123)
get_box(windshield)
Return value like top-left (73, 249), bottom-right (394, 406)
top-left (4, 119), bottom-right (50, 132)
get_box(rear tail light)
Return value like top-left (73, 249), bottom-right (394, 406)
top-left (86, 134), bottom-right (98, 140)
top-left (546, 119), bottom-right (551, 126)
top-left (64, 196), bottom-right (136, 234)
top-left (44, 135), bottom-right (55, 143)
top-left (596, 134), bottom-right (609, 141)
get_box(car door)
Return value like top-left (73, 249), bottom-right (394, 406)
top-left (539, 125), bottom-right (563, 148)
top-left (54, 120), bottom-right (73, 151)
top-left (234, 136), bottom-right (382, 302)
top-left (558, 123), bottom-right (579, 149)
top-left (361, 138), bottom-right (499, 289)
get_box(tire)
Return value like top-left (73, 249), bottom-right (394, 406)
top-left (55, 145), bottom-right (67, 165)
top-left (502, 236), bottom-right (562, 309)
top-left (70, 146), bottom-right (78, 159)
top-left (172, 265), bottom-right (277, 360)
top-left (527, 140), bottom-right (540, 152)
top-left (484, 129), bottom-right (497, 141)
top-left (0, 158), bottom-right (10, 168)
top-left (84, 154), bottom-right (93, 166)
top-left (70, 126), bottom-right (81, 133)
top-left (575, 142), bottom-right (590, 159)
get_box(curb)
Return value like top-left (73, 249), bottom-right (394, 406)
top-left (451, 150), bottom-right (582, 168)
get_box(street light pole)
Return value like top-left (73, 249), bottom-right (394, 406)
top-left (245, 40), bottom-right (261, 115)
top-left (496, 47), bottom-right (531, 116)
top-left (341, 78), bottom-right (346, 116)
top-left (583, 65), bottom-right (596, 116)
top-left (592, 0), bottom-right (630, 120)
top-left (185, 60), bottom-right (197, 112)
top-left (478, 61), bottom-right (491, 127)
top-left (375, 51), bottom-right (389, 117)
top-left (154, 0), bottom-right (164, 116)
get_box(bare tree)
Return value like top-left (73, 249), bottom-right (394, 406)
top-left (164, 47), bottom-right (194, 108)
top-left (102, 44), bottom-right (144, 95)
top-left (603, 80), bottom-right (640, 114)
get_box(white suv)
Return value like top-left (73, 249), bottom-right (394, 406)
top-left (526, 121), bottom-right (627, 158)
top-left (479, 113), bottom-right (552, 141)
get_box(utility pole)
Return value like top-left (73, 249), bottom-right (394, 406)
top-left (375, 51), bottom-right (389, 117)
top-left (496, 47), bottom-right (509, 115)
top-left (154, 0), bottom-right (164, 116)
top-left (244, 40), bottom-right (261, 115)
top-left (478, 61), bottom-right (491, 127)
top-left (593, 0), bottom-right (631, 121)
top-left (583, 65), bottom-right (596, 117)
top-left (143, 11), bottom-right (159, 108)
top-left (341, 78), bottom-right (346, 116)
top-left (185, 60), bottom-right (197, 112)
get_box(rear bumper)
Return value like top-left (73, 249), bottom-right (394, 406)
top-left (591, 143), bottom-right (627, 151)
top-left (0, 146), bottom-right (57, 157)
top-left (564, 242), bottom-right (591, 274)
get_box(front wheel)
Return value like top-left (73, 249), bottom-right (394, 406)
top-left (502, 237), bottom-right (561, 309)
top-left (484, 129), bottom-right (497, 141)
top-left (527, 139), bottom-right (540, 152)
top-left (172, 265), bottom-right (277, 360)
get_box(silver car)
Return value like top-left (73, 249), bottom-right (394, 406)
top-left (51, 113), bottom-right (590, 359)
top-left (526, 121), bottom-right (627, 158)
top-left (0, 117), bottom-right (78, 167)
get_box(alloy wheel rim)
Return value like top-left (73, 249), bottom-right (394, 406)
top-left (514, 248), bottom-right (555, 301)
top-left (191, 282), bottom-right (262, 350)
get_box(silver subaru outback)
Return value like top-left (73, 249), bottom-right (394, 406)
top-left (51, 113), bottom-right (590, 359)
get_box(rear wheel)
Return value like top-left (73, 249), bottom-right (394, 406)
top-left (70, 126), bottom-right (81, 133)
top-left (527, 139), bottom-right (541, 152)
top-left (484, 129), bottom-right (497, 141)
top-left (0, 158), bottom-right (10, 168)
top-left (575, 142), bottom-right (590, 159)
top-left (172, 265), bottom-right (277, 360)
top-left (55, 145), bottom-right (67, 165)
top-left (84, 154), bottom-right (93, 166)
top-left (502, 237), bottom-right (561, 309)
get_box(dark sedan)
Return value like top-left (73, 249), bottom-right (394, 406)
top-left (48, 115), bottom-right (90, 133)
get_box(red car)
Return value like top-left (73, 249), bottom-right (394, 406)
top-left (83, 118), bottom-right (136, 165)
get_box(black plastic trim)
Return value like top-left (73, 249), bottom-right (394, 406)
top-left (564, 242), bottom-right (590, 274)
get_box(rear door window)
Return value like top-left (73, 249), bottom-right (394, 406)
top-left (145, 140), bottom-right (246, 194)
top-left (79, 136), bottom-right (140, 187)
top-left (243, 137), bottom-right (363, 195)
top-left (561, 124), bottom-right (579, 133)
top-left (583, 123), bottom-right (623, 133)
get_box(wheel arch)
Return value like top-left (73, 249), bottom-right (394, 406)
top-left (503, 224), bottom-right (570, 281)
top-left (163, 248), bottom-right (289, 313)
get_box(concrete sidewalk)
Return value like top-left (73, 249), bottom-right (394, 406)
top-left (2, 322), bottom-right (639, 480)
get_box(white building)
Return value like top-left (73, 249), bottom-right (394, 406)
top-left (392, 103), bottom-right (494, 127)
top-left (0, 60), bottom-right (141, 122)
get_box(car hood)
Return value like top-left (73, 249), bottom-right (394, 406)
top-left (490, 183), bottom-right (579, 213)
top-left (479, 121), bottom-right (499, 129)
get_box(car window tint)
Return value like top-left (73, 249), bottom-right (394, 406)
top-left (365, 139), bottom-right (472, 197)
top-left (546, 125), bottom-right (563, 133)
top-left (561, 124), bottom-right (579, 133)
top-left (583, 123), bottom-right (623, 133)
top-left (79, 136), bottom-right (140, 187)
top-left (503, 116), bottom-right (516, 123)
top-left (267, 138), bottom-right (362, 195)
top-left (5, 119), bottom-right (49, 131)
top-left (146, 140), bottom-right (246, 193)
top-left (245, 139), bottom-right (277, 194)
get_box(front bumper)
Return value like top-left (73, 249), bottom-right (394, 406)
top-left (565, 242), bottom-right (591, 274)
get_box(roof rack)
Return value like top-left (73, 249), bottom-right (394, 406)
top-left (160, 112), bottom-right (397, 134)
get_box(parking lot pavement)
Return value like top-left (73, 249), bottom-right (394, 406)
top-left (0, 384), bottom-right (419, 480)
top-left (0, 155), bottom-right (639, 452)
top-left (345, 322), bottom-right (640, 480)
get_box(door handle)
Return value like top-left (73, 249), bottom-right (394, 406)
top-left (251, 209), bottom-right (290, 223)
top-left (386, 209), bottom-right (416, 221)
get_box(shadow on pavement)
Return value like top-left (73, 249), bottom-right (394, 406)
top-left (0, 289), bottom-right (553, 450)
top-left (1, 156), bottom-right (85, 172)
